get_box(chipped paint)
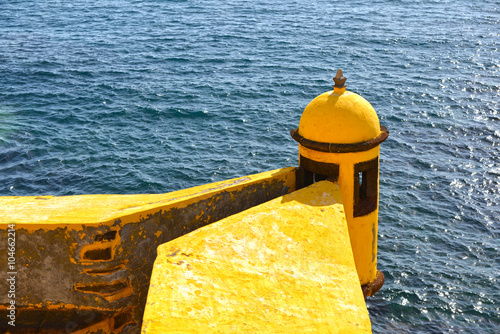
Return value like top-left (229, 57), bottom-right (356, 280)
top-left (80, 230), bottom-right (121, 263)
top-left (83, 263), bottom-right (127, 276)
top-left (74, 278), bottom-right (133, 303)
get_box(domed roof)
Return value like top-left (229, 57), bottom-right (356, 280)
top-left (298, 88), bottom-right (381, 144)
top-left (291, 70), bottom-right (388, 152)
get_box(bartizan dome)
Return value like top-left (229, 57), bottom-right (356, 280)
top-left (291, 69), bottom-right (388, 151)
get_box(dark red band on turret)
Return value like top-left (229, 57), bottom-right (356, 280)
top-left (290, 126), bottom-right (389, 153)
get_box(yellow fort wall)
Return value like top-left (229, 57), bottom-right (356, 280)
top-left (0, 168), bottom-right (297, 333)
top-left (142, 180), bottom-right (371, 333)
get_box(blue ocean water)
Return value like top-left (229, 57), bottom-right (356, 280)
top-left (0, 0), bottom-right (498, 332)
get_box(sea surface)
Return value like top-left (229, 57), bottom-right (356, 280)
top-left (0, 0), bottom-right (498, 332)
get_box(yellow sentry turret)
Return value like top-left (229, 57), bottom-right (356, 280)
top-left (291, 69), bottom-right (389, 296)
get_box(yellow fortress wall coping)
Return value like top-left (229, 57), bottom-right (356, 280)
top-left (0, 168), bottom-right (298, 333)
top-left (142, 180), bottom-right (371, 333)
top-left (0, 167), bottom-right (296, 229)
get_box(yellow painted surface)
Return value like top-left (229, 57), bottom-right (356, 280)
top-left (0, 167), bottom-right (296, 230)
top-left (300, 146), bottom-right (380, 285)
top-left (0, 168), bottom-right (298, 333)
top-left (298, 89), bottom-right (381, 144)
top-left (142, 180), bottom-right (371, 333)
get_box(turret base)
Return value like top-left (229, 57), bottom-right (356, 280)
top-left (362, 270), bottom-right (385, 298)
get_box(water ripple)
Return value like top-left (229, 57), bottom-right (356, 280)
top-left (1, 0), bottom-right (499, 332)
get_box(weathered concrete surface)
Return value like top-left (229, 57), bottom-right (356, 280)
top-left (0, 168), bottom-right (297, 333)
top-left (142, 180), bottom-right (371, 333)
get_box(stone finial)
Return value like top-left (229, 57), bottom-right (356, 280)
top-left (333, 69), bottom-right (347, 88)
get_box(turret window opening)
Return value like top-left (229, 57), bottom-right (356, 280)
top-left (299, 155), bottom-right (339, 188)
top-left (354, 158), bottom-right (378, 217)
top-left (358, 171), bottom-right (367, 200)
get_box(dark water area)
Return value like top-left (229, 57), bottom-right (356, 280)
top-left (0, 0), bottom-right (498, 332)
